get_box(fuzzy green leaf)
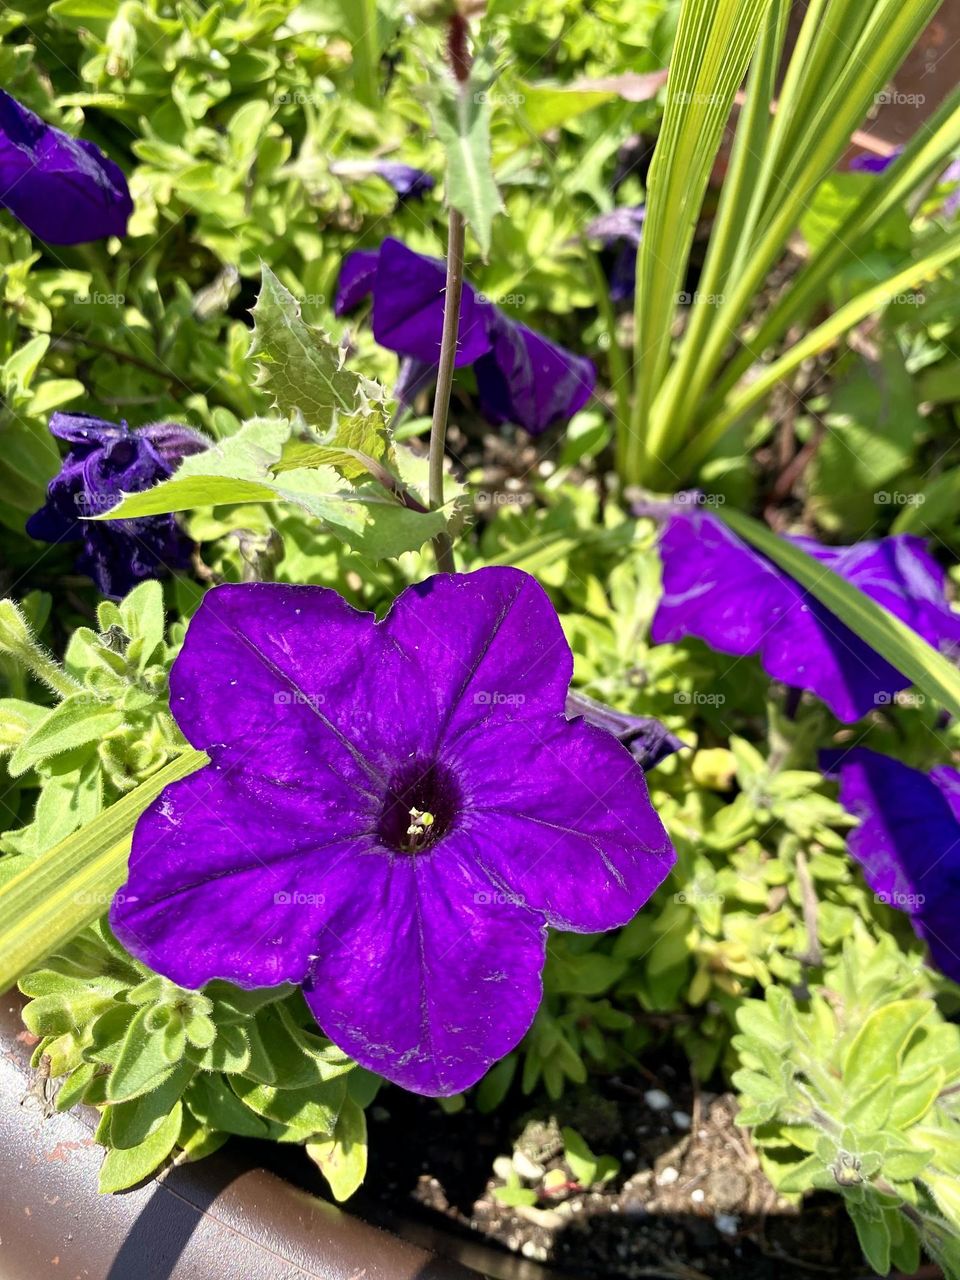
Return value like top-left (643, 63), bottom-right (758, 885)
top-left (8, 694), bottom-right (124, 777)
top-left (306, 1097), bottom-right (368, 1201)
top-left (98, 1101), bottom-right (182, 1193)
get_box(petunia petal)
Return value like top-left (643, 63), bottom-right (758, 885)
top-left (474, 310), bottom-right (597, 435)
top-left (111, 764), bottom-right (378, 990)
top-left (823, 746), bottom-right (960, 982)
top-left (369, 238), bottom-right (494, 367)
top-left (652, 508), bottom-right (960, 723)
top-left (452, 717), bottom-right (675, 931)
top-left (0, 91), bottom-right (132, 244)
top-left (381, 566), bottom-right (573, 756)
top-left (302, 836), bottom-right (546, 1094)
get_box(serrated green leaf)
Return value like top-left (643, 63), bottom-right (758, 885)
top-left (250, 266), bottom-right (363, 429)
top-left (306, 1096), bottom-right (368, 1201)
top-left (98, 1102), bottom-right (182, 1193)
top-left (426, 54), bottom-right (503, 257)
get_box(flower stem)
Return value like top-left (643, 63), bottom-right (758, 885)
top-left (428, 205), bottom-right (465, 576)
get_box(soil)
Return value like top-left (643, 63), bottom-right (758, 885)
top-left (241, 1043), bottom-right (878, 1280)
top-left (354, 1051), bottom-right (873, 1280)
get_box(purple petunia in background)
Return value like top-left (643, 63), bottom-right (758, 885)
top-left (111, 568), bottom-right (675, 1095)
top-left (0, 90), bottom-right (132, 244)
top-left (650, 505), bottom-right (960, 723)
top-left (27, 413), bottom-right (208, 598)
top-left (586, 205), bottom-right (645, 302)
top-left (330, 157), bottom-right (435, 200)
top-left (823, 746), bottom-right (960, 983)
top-left (335, 237), bottom-right (597, 434)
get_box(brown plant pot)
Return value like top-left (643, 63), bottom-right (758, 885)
top-left (0, 992), bottom-right (544, 1280)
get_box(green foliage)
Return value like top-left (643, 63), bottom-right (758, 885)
top-left (19, 920), bottom-right (365, 1198)
top-left (733, 937), bottom-right (960, 1278)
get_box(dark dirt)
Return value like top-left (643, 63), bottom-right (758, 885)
top-left (353, 1052), bottom-right (876, 1280)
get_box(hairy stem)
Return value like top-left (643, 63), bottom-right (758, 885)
top-left (428, 205), bottom-right (466, 575)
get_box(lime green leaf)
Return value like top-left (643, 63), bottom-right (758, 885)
top-left (98, 1102), bottom-right (183, 1193)
top-left (718, 510), bottom-right (960, 719)
top-left (306, 1097), bottom-right (368, 1201)
top-left (843, 1000), bottom-right (932, 1096)
top-left (231, 1075), bottom-right (347, 1142)
top-left (8, 694), bottom-right (124, 777)
top-left (0, 749), bottom-right (208, 990)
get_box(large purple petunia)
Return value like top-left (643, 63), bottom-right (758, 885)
top-left (26, 412), bottom-right (208, 598)
top-left (111, 568), bottom-right (675, 1095)
top-left (650, 506), bottom-right (960, 723)
top-left (335, 237), bottom-right (596, 434)
top-left (0, 90), bottom-right (132, 244)
top-left (823, 747), bottom-right (960, 983)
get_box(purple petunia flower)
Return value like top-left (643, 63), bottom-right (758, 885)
top-left (110, 568), bottom-right (675, 1095)
top-left (330, 157), bottom-right (435, 200)
top-left (586, 205), bottom-right (645, 302)
top-left (335, 237), bottom-right (596, 434)
top-left (0, 90), bottom-right (132, 244)
top-left (650, 506), bottom-right (960, 723)
top-left (823, 746), bottom-right (960, 983)
top-left (26, 412), bottom-right (208, 598)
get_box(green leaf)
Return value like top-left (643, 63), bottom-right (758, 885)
top-left (426, 53), bottom-right (503, 257)
top-left (110, 1061), bottom-right (195, 1147)
top-left (249, 266), bottom-right (365, 430)
top-left (623, 0), bottom-right (768, 478)
top-left (849, 1202), bottom-right (891, 1276)
top-left (889, 1066), bottom-right (945, 1130)
top-left (98, 1102), bottom-right (182, 1193)
top-left (185, 1072), bottom-right (270, 1138)
top-left (8, 694), bottom-right (124, 777)
top-left (107, 1004), bottom-right (180, 1102)
top-left (101, 418), bottom-right (450, 560)
top-left (231, 1074), bottom-right (347, 1142)
top-left (843, 1000), bottom-right (932, 1096)
top-left (0, 749), bottom-right (208, 990)
top-left (306, 1096), bottom-right (368, 1201)
top-left (718, 510), bottom-right (960, 719)
top-left (562, 1126), bottom-right (619, 1186)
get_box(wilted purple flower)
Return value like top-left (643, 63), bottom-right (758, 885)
top-left (848, 147), bottom-right (902, 174)
top-left (565, 690), bottom-right (684, 771)
top-left (650, 506), bottom-right (960, 723)
top-left (0, 91), bottom-right (132, 244)
top-left (335, 237), bottom-right (596, 434)
top-left (823, 746), bottom-right (960, 982)
top-left (586, 205), bottom-right (645, 302)
top-left (330, 157), bottom-right (435, 200)
top-left (26, 413), bottom-right (208, 598)
top-left (111, 568), bottom-right (675, 1095)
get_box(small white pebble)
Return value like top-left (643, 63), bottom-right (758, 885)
top-left (656, 1166), bottom-right (679, 1186)
top-left (644, 1088), bottom-right (671, 1111)
top-left (715, 1213), bottom-right (739, 1236)
top-left (691, 1188), bottom-right (705, 1204)
top-left (622, 1149), bottom-right (636, 1162)
top-left (512, 1152), bottom-right (544, 1181)
top-left (672, 1110), bottom-right (691, 1130)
